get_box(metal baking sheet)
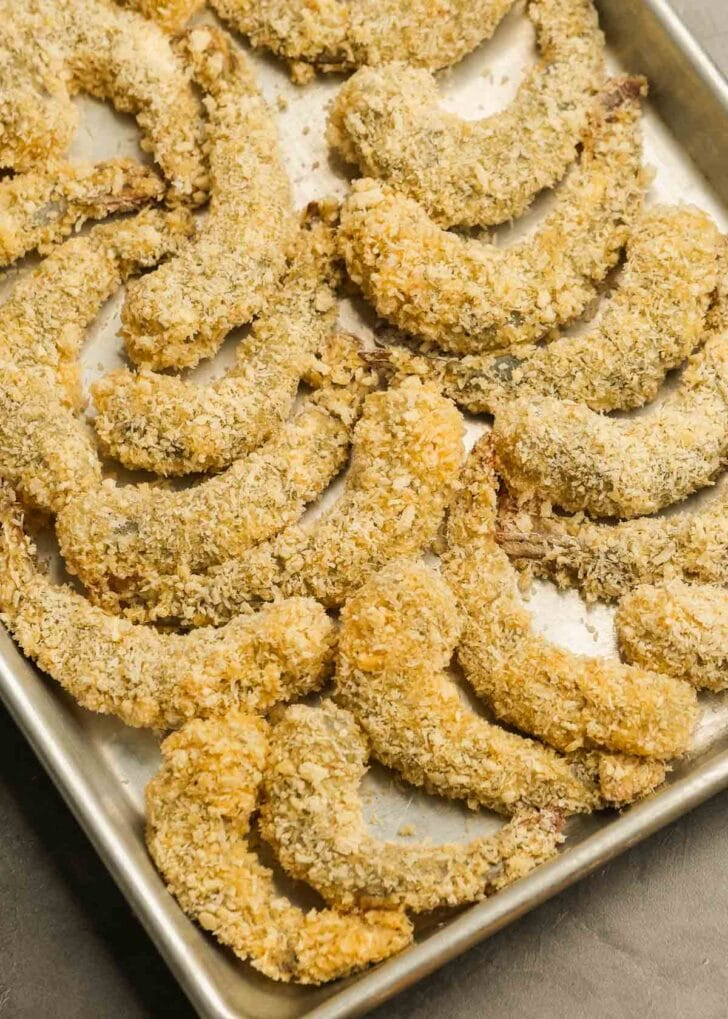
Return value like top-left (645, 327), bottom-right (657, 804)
top-left (1, 1), bottom-right (728, 1016)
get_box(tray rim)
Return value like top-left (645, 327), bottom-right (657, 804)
top-left (2, 2), bottom-right (728, 1017)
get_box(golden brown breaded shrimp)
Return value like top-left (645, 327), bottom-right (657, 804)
top-left (410, 207), bottom-right (723, 414)
top-left (335, 558), bottom-right (664, 814)
top-left (494, 327), bottom-right (728, 519)
top-left (121, 0), bottom-right (204, 32)
top-left (339, 77), bottom-right (645, 355)
top-left (146, 714), bottom-right (413, 984)
top-left (442, 438), bottom-right (697, 759)
top-left (113, 378), bottom-right (465, 625)
top-left (616, 581), bottom-right (728, 692)
top-left (122, 25), bottom-right (295, 370)
top-left (0, 489), bottom-right (336, 729)
top-left (210, 0), bottom-right (516, 78)
top-left (0, 208), bottom-right (193, 514)
top-left (0, 0), bottom-right (206, 200)
top-left (328, 0), bottom-right (605, 227)
top-left (260, 700), bottom-right (563, 913)
top-left (58, 336), bottom-right (374, 606)
top-left (0, 160), bottom-right (165, 267)
top-left (93, 213), bottom-right (339, 475)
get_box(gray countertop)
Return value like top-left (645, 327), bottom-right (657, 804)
top-left (1, 2), bottom-right (727, 1017)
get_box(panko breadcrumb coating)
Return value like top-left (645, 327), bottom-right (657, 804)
top-left (0, 159), bottom-right (165, 267)
top-left (260, 700), bottom-right (563, 912)
top-left (122, 25), bottom-right (295, 370)
top-left (58, 335), bottom-right (374, 607)
top-left (93, 211), bottom-right (339, 475)
top-left (494, 325), bottom-right (728, 519)
top-left (328, 0), bottom-right (605, 227)
top-left (335, 558), bottom-right (663, 815)
top-left (401, 206), bottom-right (722, 414)
top-left (122, 0), bottom-right (204, 32)
top-left (443, 438), bottom-right (697, 759)
top-left (616, 581), bottom-right (728, 692)
top-left (0, 0), bottom-right (206, 200)
top-left (146, 713), bottom-right (413, 984)
top-left (109, 377), bottom-right (465, 624)
top-left (210, 0), bottom-right (516, 78)
top-left (339, 77), bottom-right (645, 354)
top-left (0, 208), bottom-right (193, 514)
top-left (0, 488), bottom-right (336, 729)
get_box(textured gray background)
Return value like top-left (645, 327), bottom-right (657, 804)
top-left (1, 2), bottom-right (727, 1017)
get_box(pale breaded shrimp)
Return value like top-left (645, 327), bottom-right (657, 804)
top-left (210, 0), bottom-right (516, 78)
top-left (57, 336), bottom-right (374, 606)
top-left (122, 25), bottom-right (295, 370)
top-left (335, 558), bottom-right (664, 814)
top-left (112, 378), bottom-right (465, 625)
top-left (496, 486), bottom-right (728, 602)
top-left (121, 0), bottom-right (204, 32)
top-left (408, 207), bottom-right (723, 414)
top-left (0, 0), bottom-right (206, 201)
top-left (93, 211), bottom-right (339, 475)
top-left (0, 159), bottom-right (165, 267)
top-left (339, 77), bottom-right (645, 355)
top-left (493, 327), bottom-right (728, 519)
top-left (260, 700), bottom-right (563, 913)
top-left (0, 488), bottom-right (335, 729)
top-left (616, 581), bottom-right (728, 692)
top-left (0, 208), bottom-right (193, 514)
top-left (442, 438), bottom-right (697, 759)
top-left (146, 713), bottom-right (413, 984)
top-left (328, 0), bottom-right (604, 227)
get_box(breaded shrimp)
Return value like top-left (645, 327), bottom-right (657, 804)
top-left (0, 159), bottom-right (165, 267)
top-left (110, 378), bottom-right (465, 625)
top-left (122, 25), bottom-right (295, 370)
top-left (494, 327), bottom-right (728, 519)
top-left (338, 77), bottom-right (645, 355)
top-left (210, 0), bottom-right (516, 78)
top-left (260, 700), bottom-right (563, 913)
top-left (0, 208), bottom-right (193, 514)
top-left (496, 486), bottom-right (728, 602)
top-left (328, 0), bottom-right (605, 227)
top-left (442, 438), bottom-right (697, 759)
top-left (57, 336), bottom-right (374, 605)
top-left (0, 488), bottom-right (336, 729)
top-left (121, 0), bottom-right (204, 32)
top-left (146, 713), bottom-right (413, 984)
top-left (335, 558), bottom-right (664, 814)
top-left (403, 207), bottom-right (722, 414)
top-left (93, 212), bottom-right (339, 475)
top-left (0, 0), bottom-right (206, 200)
top-left (616, 582), bottom-right (728, 692)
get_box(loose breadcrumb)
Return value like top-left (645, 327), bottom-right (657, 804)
top-left (328, 0), bottom-right (605, 227)
top-left (146, 713), bottom-right (413, 984)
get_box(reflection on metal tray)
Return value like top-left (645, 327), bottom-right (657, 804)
top-left (1, 1), bottom-right (728, 1016)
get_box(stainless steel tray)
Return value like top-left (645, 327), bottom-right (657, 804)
top-left (2, 1), bottom-right (728, 1017)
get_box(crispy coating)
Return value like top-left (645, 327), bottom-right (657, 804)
top-left (0, 0), bottom-right (206, 200)
top-left (0, 208), bottom-right (193, 514)
top-left (409, 207), bottom-right (722, 414)
top-left (328, 0), bottom-right (605, 227)
top-left (260, 700), bottom-right (563, 912)
top-left (111, 378), bottom-right (464, 624)
top-left (0, 490), bottom-right (336, 729)
top-left (58, 335), bottom-right (374, 607)
top-left (616, 581), bottom-right (728, 692)
top-left (93, 214), bottom-right (339, 475)
top-left (210, 0), bottom-right (516, 77)
top-left (339, 77), bottom-right (645, 355)
top-left (442, 438), bottom-right (696, 759)
top-left (122, 25), bottom-right (295, 370)
top-left (146, 713), bottom-right (413, 984)
top-left (0, 159), bottom-right (165, 267)
top-left (122, 0), bottom-right (204, 32)
top-left (493, 326), bottom-right (728, 519)
top-left (335, 557), bottom-right (663, 815)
